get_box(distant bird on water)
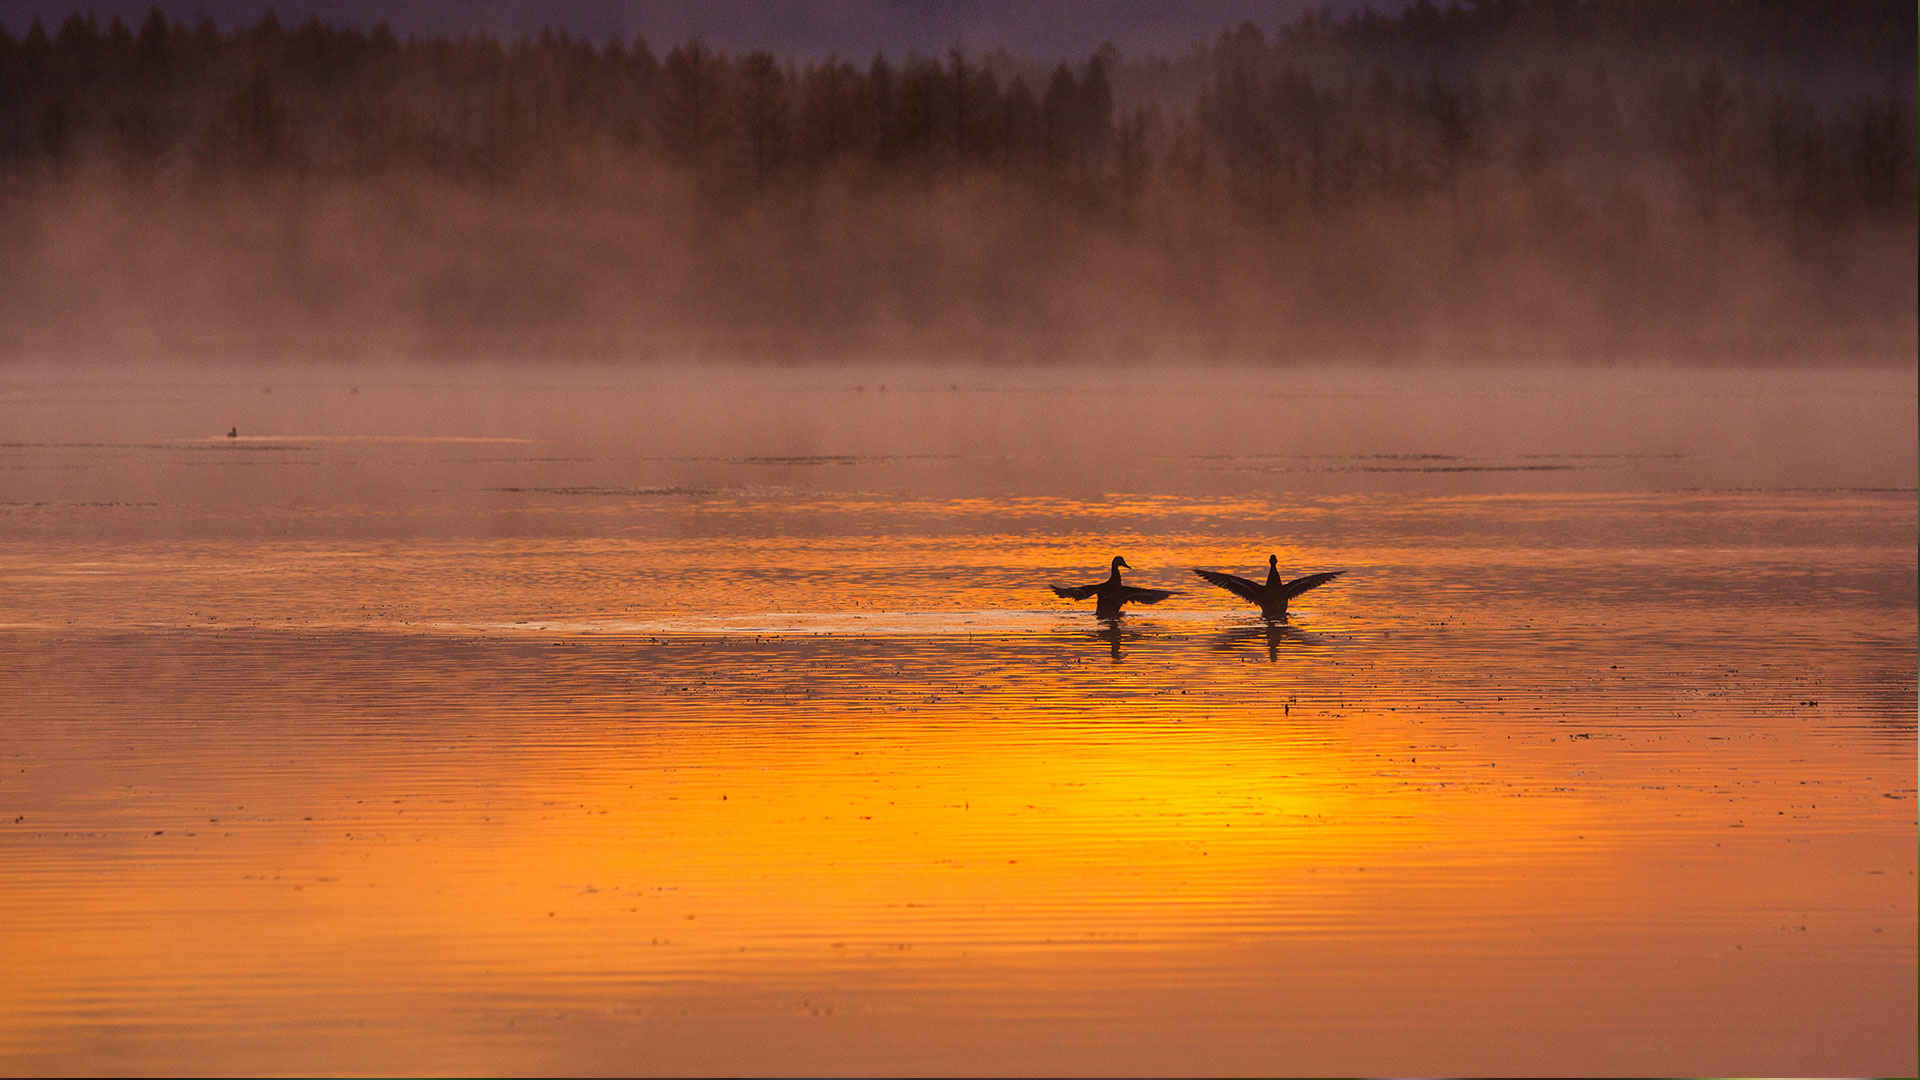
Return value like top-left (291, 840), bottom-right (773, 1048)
top-left (226, 427), bottom-right (237, 438)
top-left (1193, 555), bottom-right (1344, 620)
top-left (1050, 555), bottom-right (1178, 617)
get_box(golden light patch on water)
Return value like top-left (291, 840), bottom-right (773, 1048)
top-left (3, 646), bottom-right (1909, 1076)
top-left (0, 703), bottom-right (1607, 1008)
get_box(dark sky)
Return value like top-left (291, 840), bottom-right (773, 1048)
top-left (0, 0), bottom-right (1373, 59)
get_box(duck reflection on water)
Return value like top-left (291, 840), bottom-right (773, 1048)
top-left (1090, 613), bottom-right (1141, 662)
top-left (1213, 619), bottom-right (1329, 662)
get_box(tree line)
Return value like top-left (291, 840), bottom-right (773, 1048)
top-left (2, 2), bottom-right (1911, 222)
top-left (0, 1), bottom-right (1911, 358)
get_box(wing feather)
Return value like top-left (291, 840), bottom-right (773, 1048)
top-left (1051, 583), bottom-right (1099, 600)
top-left (1281, 570), bottom-right (1345, 600)
top-left (1192, 568), bottom-right (1264, 605)
top-left (1119, 585), bottom-right (1177, 605)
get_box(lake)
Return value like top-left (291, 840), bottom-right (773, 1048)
top-left (1, 362), bottom-right (1914, 1075)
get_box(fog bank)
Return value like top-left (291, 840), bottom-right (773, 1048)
top-left (2, 2), bottom-right (1912, 364)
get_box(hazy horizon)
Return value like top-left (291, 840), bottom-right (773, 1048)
top-left (3, 0), bottom-right (1913, 365)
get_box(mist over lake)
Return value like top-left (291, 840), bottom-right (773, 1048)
top-left (2, 1), bottom-right (1913, 361)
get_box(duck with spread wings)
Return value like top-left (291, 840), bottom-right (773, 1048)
top-left (1051, 556), bottom-right (1178, 618)
top-left (1193, 554), bottom-right (1343, 620)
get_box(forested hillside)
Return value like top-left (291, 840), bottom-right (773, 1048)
top-left (2, 1), bottom-right (1912, 360)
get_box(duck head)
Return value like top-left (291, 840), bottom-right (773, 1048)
top-left (1112, 556), bottom-right (1131, 572)
top-left (1268, 554), bottom-right (1278, 570)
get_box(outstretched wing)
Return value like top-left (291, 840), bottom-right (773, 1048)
top-left (1192, 568), bottom-right (1264, 605)
top-left (1051, 583), bottom-right (1099, 600)
top-left (1119, 585), bottom-right (1177, 605)
top-left (1281, 570), bottom-right (1345, 600)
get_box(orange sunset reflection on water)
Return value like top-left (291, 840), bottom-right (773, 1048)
top-left (4, 611), bottom-right (1911, 1075)
top-left (0, 365), bottom-right (1913, 1075)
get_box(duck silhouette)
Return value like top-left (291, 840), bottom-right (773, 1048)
top-left (1050, 556), bottom-right (1177, 617)
top-left (1193, 555), bottom-right (1343, 620)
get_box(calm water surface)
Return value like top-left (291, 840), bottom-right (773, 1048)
top-left (1, 364), bottom-right (1914, 1075)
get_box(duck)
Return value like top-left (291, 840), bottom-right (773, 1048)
top-left (1193, 555), bottom-right (1343, 620)
top-left (1050, 555), bottom-right (1178, 617)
